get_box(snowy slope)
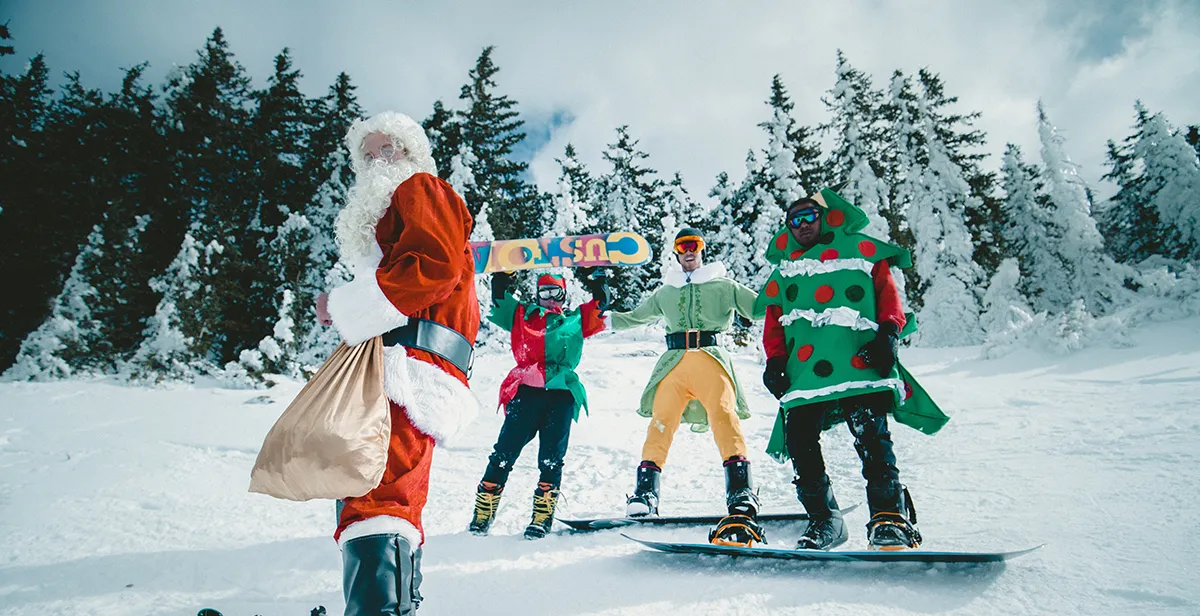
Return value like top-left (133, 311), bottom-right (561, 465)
top-left (2, 318), bottom-right (1199, 616)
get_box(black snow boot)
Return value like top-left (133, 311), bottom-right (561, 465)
top-left (709, 458), bottom-right (765, 546)
top-left (342, 533), bottom-right (422, 616)
top-left (625, 462), bottom-right (661, 517)
top-left (468, 482), bottom-right (503, 536)
top-left (866, 481), bottom-right (922, 550)
top-left (524, 484), bottom-right (560, 540)
top-left (794, 477), bottom-right (849, 551)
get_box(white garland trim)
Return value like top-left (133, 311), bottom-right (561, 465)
top-left (778, 258), bottom-right (874, 278)
top-left (338, 515), bottom-right (422, 552)
top-left (779, 307), bottom-right (879, 331)
top-left (382, 345), bottom-right (479, 446)
top-left (780, 378), bottom-right (905, 405)
top-left (663, 261), bottom-right (728, 288)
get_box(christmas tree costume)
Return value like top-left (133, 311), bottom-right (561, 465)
top-left (470, 272), bottom-right (609, 540)
top-left (755, 188), bottom-right (949, 550)
top-left (611, 228), bottom-right (762, 541)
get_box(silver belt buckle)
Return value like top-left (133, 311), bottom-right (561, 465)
top-left (685, 329), bottom-right (701, 351)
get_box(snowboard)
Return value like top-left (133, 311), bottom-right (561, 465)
top-left (559, 504), bottom-right (859, 531)
top-left (623, 534), bottom-right (1043, 563)
top-left (471, 232), bottom-right (652, 274)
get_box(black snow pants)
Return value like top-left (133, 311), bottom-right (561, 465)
top-left (482, 385), bottom-right (576, 488)
top-left (784, 390), bottom-right (903, 514)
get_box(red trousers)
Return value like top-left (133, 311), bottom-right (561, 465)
top-left (334, 400), bottom-right (434, 544)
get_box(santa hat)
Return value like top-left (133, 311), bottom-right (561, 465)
top-left (344, 111), bottom-right (437, 176)
top-left (537, 273), bottom-right (567, 289)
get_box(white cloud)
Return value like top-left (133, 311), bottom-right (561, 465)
top-left (4, 0), bottom-right (1197, 206)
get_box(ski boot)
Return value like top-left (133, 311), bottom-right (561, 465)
top-left (866, 482), bottom-right (922, 551)
top-left (625, 462), bottom-right (661, 517)
top-left (342, 533), bottom-right (422, 616)
top-left (794, 476), bottom-right (849, 551)
top-left (709, 457), bottom-right (766, 547)
top-left (524, 483), bottom-right (560, 539)
top-left (468, 481), bottom-right (504, 535)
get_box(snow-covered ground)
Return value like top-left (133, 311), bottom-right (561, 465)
top-left (2, 318), bottom-right (1199, 616)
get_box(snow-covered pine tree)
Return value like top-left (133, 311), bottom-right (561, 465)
top-left (127, 231), bottom-right (210, 380)
top-left (707, 153), bottom-right (759, 285)
top-left (821, 51), bottom-right (891, 240)
top-left (914, 69), bottom-right (1003, 278)
top-left (889, 72), bottom-right (983, 345)
top-left (549, 144), bottom-right (595, 236)
top-left (999, 144), bottom-right (1071, 312)
top-left (4, 223), bottom-right (106, 380)
top-left (423, 99), bottom-right (462, 177)
top-left (0, 52), bottom-right (55, 368)
top-left (150, 28), bottom-right (259, 369)
top-left (593, 125), bottom-right (664, 309)
top-left (453, 46), bottom-right (545, 241)
top-left (1037, 102), bottom-right (1132, 315)
top-left (980, 258), bottom-right (1033, 334)
top-left (1132, 108), bottom-right (1200, 261)
top-left (1096, 102), bottom-right (1167, 263)
top-left (299, 72), bottom-right (361, 366)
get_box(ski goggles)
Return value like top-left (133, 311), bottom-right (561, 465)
top-left (537, 286), bottom-right (567, 301)
top-left (786, 208), bottom-right (822, 229)
top-left (673, 236), bottom-right (706, 254)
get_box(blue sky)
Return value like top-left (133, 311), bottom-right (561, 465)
top-left (2, 0), bottom-right (1197, 205)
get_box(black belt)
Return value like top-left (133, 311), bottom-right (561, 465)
top-left (665, 330), bottom-right (719, 350)
top-left (381, 318), bottom-right (474, 377)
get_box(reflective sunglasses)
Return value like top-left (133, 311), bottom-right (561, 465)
top-left (536, 286), bottom-right (566, 301)
top-left (674, 239), bottom-right (704, 254)
top-left (786, 208), bottom-right (821, 229)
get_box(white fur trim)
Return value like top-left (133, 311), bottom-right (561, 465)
top-left (779, 307), bottom-right (879, 331)
top-left (780, 378), bottom-right (905, 405)
top-left (382, 345), bottom-right (479, 446)
top-left (663, 261), bottom-right (728, 288)
top-left (338, 515), bottom-right (422, 552)
top-left (327, 268), bottom-right (409, 347)
top-left (779, 258), bottom-right (874, 278)
top-left (344, 111), bottom-right (437, 177)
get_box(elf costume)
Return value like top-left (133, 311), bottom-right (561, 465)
top-left (755, 188), bottom-right (948, 551)
top-left (469, 271), bottom-right (609, 540)
top-left (610, 228), bottom-right (764, 546)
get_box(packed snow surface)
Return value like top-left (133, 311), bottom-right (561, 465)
top-left (2, 318), bottom-right (1198, 615)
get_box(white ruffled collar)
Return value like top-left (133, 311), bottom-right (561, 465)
top-left (663, 261), bottom-right (728, 288)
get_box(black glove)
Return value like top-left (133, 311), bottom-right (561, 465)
top-left (857, 322), bottom-right (900, 378)
top-left (579, 267), bottom-right (611, 311)
top-left (762, 355), bottom-right (790, 400)
top-left (491, 272), bottom-right (515, 303)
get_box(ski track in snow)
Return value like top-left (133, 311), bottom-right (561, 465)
top-left (1, 319), bottom-right (1199, 615)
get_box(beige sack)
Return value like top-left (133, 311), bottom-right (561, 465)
top-left (249, 338), bottom-right (391, 501)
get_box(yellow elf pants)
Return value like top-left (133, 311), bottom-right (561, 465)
top-left (642, 351), bottom-right (748, 467)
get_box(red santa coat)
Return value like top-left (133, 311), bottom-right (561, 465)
top-left (326, 172), bottom-right (480, 548)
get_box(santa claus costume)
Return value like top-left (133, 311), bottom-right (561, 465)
top-left (324, 111), bottom-right (480, 615)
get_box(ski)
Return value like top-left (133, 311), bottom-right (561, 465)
top-left (559, 504), bottom-right (859, 531)
top-left (623, 534), bottom-right (1043, 563)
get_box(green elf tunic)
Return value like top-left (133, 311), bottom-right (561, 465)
top-left (610, 262), bottom-right (758, 431)
top-left (753, 188), bottom-right (950, 462)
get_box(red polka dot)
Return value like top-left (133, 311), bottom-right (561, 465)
top-left (904, 382), bottom-right (913, 400)
top-left (814, 285), bottom-right (834, 303)
top-left (826, 210), bottom-right (845, 227)
top-left (789, 249), bottom-right (806, 259)
top-left (765, 280), bottom-right (779, 298)
top-left (797, 344), bottom-right (814, 362)
top-left (820, 249), bottom-right (839, 261)
top-left (851, 355), bottom-right (869, 370)
top-left (775, 233), bottom-right (789, 251)
top-left (858, 240), bottom-right (877, 257)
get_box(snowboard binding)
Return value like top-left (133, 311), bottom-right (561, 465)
top-left (866, 485), bottom-right (922, 551)
top-left (708, 514), bottom-right (767, 548)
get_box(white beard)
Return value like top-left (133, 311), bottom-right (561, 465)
top-left (335, 160), bottom-right (423, 267)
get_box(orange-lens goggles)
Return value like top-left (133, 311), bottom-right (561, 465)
top-left (674, 237), bottom-right (705, 254)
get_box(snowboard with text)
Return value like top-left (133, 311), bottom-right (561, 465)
top-left (471, 231), bottom-right (651, 274)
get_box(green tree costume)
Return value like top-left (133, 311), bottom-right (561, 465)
top-left (754, 189), bottom-right (949, 462)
